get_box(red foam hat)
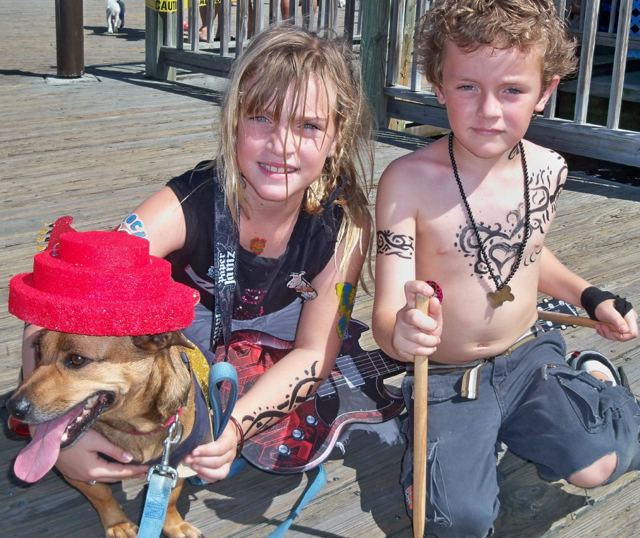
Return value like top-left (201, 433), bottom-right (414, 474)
top-left (8, 230), bottom-right (200, 336)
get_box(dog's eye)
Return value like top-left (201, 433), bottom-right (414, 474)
top-left (67, 354), bottom-right (89, 367)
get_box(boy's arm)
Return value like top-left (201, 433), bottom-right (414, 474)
top-left (372, 161), bottom-right (441, 362)
top-left (538, 247), bottom-right (637, 341)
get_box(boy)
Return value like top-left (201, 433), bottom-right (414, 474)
top-left (372, 1), bottom-right (639, 537)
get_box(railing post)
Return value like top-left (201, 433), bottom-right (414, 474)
top-left (361, 0), bottom-right (392, 127)
top-left (145, 4), bottom-right (176, 81)
top-left (55, 0), bottom-right (84, 78)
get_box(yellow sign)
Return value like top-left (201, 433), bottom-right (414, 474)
top-left (146, 0), bottom-right (207, 13)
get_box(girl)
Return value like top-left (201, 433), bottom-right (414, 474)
top-left (41, 23), bottom-right (374, 484)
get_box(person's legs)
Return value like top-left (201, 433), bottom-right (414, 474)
top-left (401, 365), bottom-right (502, 538)
top-left (498, 331), bottom-right (640, 489)
top-left (199, 1), bottom-right (221, 41)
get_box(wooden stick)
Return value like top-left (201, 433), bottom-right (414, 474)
top-left (413, 292), bottom-right (429, 538)
top-left (536, 310), bottom-right (616, 331)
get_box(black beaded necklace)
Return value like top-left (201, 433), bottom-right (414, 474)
top-left (448, 132), bottom-right (531, 308)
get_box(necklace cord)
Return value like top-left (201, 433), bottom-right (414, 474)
top-left (448, 132), bottom-right (531, 292)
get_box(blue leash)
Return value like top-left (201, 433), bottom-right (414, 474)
top-left (138, 360), bottom-right (326, 537)
top-left (138, 361), bottom-right (238, 538)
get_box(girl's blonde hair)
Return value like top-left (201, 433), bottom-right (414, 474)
top-left (214, 23), bottom-right (374, 279)
top-left (415, 0), bottom-right (577, 92)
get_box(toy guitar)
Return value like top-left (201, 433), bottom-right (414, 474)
top-left (536, 298), bottom-right (580, 332)
top-left (215, 319), bottom-right (406, 474)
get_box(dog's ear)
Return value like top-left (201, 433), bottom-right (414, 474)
top-left (132, 331), bottom-right (194, 352)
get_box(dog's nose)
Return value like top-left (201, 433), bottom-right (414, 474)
top-left (6, 395), bottom-right (32, 420)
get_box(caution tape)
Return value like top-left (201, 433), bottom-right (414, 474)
top-left (146, 0), bottom-right (207, 13)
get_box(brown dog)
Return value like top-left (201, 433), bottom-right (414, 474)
top-left (7, 329), bottom-right (207, 538)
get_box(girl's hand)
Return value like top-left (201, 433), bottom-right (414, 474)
top-left (55, 430), bottom-right (149, 483)
top-left (183, 418), bottom-right (239, 483)
top-left (594, 301), bottom-right (638, 342)
top-left (392, 281), bottom-right (443, 362)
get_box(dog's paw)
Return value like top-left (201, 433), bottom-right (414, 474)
top-left (162, 521), bottom-right (204, 538)
top-left (105, 521), bottom-right (138, 538)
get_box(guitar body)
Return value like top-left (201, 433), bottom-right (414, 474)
top-left (217, 320), bottom-right (405, 474)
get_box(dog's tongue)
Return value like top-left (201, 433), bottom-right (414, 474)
top-left (14, 412), bottom-right (74, 483)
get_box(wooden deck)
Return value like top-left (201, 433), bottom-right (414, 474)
top-left (1, 2), bottom-right (640, 537)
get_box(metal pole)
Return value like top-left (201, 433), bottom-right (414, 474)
top-left (55, 0), bottom-right (85, 78)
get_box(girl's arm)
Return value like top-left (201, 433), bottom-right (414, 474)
top-left (118, 186), bottom-right (188, 257)
top-left (183, 222), bottom-right (371, 482)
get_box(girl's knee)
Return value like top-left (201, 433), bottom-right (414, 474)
top-left (568, 452), bottom-right (618, 488)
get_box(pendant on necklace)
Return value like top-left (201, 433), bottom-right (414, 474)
top-left (487, 285), bottom-right (515, 308)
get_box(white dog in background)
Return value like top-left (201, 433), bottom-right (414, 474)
top-left (106, 0), bottom-right (122, 34)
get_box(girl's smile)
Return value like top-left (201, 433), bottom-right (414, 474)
top-left (237, 77), bottom-right (337, 208)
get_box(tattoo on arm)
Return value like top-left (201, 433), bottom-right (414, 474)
top-left (376, 230), bottom-right (415, 259)
top-left (241, 361), bottom-right (323, 434)
top-left (336, 282), bottom-right (356, 339)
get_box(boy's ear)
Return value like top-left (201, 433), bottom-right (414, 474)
top-left (535, 75), bottom-right (561, 113)
top-left (434, 85), bottom-right (446, 105)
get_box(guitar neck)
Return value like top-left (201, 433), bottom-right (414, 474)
top-left (317, 350), bottom-right (405, 398)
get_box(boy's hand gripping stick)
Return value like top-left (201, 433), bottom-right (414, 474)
top-left (413, 281), bottom-right (442, 538)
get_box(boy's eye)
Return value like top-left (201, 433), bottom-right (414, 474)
top-left (458, 84), bottom-right (475, 91)
top-left (505, 87), bottom-right (523, 95)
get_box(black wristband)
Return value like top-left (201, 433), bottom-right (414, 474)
top-left (580, 286), bottom-right (633, 320)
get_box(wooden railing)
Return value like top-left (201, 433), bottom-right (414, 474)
top-left (145, 0), bottom-right (361, 80)
top-left (146, 0), bottom-right (640, 168)
top-left (381, 0), bottom-right (640, 167)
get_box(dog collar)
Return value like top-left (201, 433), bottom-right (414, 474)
top-left (126, 407), bottom-right (184, 436)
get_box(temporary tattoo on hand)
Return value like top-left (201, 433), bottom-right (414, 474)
top-left (241, 361), bottom-right (322, 433)
top-left (249, 236), bottom-right (267, 255)
top-left (118, 213), bottom-right (148, 239)
top-left (376, 230), bottom-right (415, 259)
top-left (336, 282), bottom-right (356, 339)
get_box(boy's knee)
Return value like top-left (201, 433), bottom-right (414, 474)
top-left (568, 452), bottom-right (618, 488)
top-left (424, 501), bottom-right (496, 538)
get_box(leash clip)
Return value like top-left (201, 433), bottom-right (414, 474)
top-left (146, 417), bottom-right (183, 489)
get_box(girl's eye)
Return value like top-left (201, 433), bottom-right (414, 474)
top-left (249, 115), bottom-right (270, 124)
top-left (303, 123), bottom-right (320, 131)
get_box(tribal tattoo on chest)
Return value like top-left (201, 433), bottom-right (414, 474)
top-left (456, 153), bottom-right (566, 280)
top-left (375, 150), bottom-right (566, 283)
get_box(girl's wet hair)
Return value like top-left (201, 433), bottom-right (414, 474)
top-left (415, 0), bottom-right (578, 92)
top-left (215, 23), bottom-right (374, 278)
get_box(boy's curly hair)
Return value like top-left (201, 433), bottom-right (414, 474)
top-left (414, 0), bottom-right (577, 92)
